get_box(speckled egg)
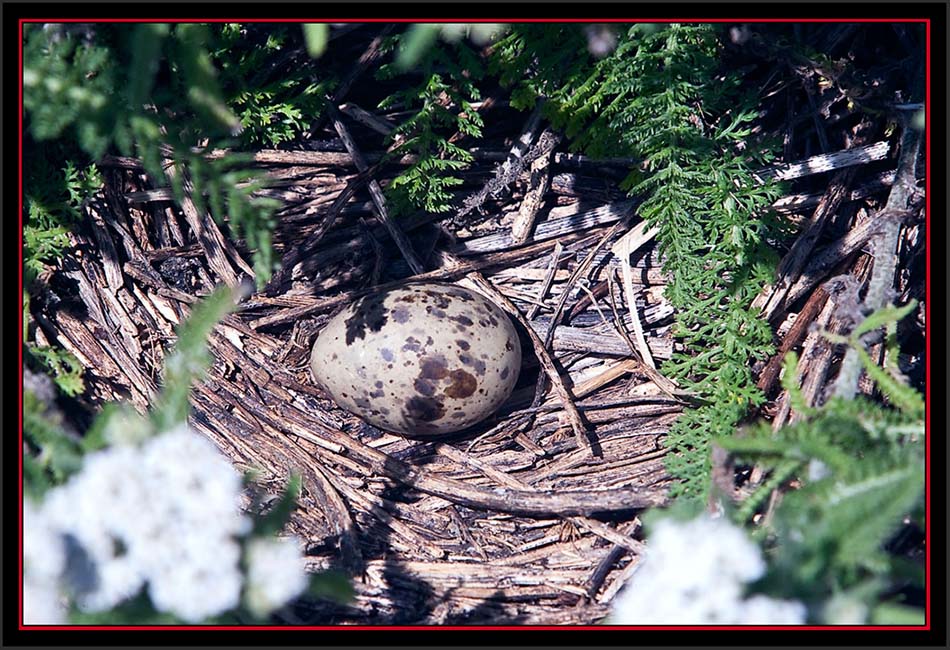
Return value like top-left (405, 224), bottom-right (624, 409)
top-left (310, 282), bottom-right (522, 436)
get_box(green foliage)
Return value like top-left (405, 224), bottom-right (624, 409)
top-left (302, 24), bottom-right (329, 59)
top-left (376, 35), bottom-right (486, 217)
top-left (25, 344), bottom-right (85, 398)
top-left (23, 139), bottom-right (103, 285)
top-left (252, 473), bottom-right (303, 537)
top-left (719, 304), bottom-right (925, 623)
top-left (488, 25), bottom-right (592, 112)
top-left (23, 23), bottom-right (295, 285)
top-left (396, 23), bottom-right (508, 71)
top-left (210, 24), bottom-right (333, 149)
top-left (23, 389), bottom-right (85, 498)
top-left (512, 24), bottom-right (783, 501)
top-left (307, 569), bottom-right (355, 605)
top-left (151, 284), bottom-right (240, 432)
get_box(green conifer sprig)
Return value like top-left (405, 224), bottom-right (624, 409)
top-left (515, 23), bottom-right (784, 500)
top-left (375, 36), bottom-right (486, 217)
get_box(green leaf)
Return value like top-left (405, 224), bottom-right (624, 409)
top-left (827, 464), bottom-right (924, 571)
top-left (252, 473), bottom-right (302, 537)
top-left (302, 24), bottom-right (329, 59)
top-left (396, 24), bottom-right (441, 71)
top-left (128, 23), bottom-right (170, 110)
top-left (853, 300), bottom-right (918, 338)
top-left (308, 569), bottom-right (355, 605)
top-left (870, 602), bottom-right (926, 625)
top-left (855, 345), bottom-right (925, 419)
top-left (150, 285), bottom-right (240, 432)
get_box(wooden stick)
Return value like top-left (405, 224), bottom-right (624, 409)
top-left (757, 168), bottom-right (856, 322)
top-left (338, 101), bottom-right (397, 136)
top-left (511, 130), bottom-right (560, 244)
top-left (614, 232), bottom-right (656, 369)
top-left (329, 105), bottom-right (426, 275)
top-left (163, 163), bottom-right (247, 286)
top-left (454, 263), bottom-right (594, 455)
top-left (457, 101), bottom-right (546, 220)
top-left (526, 242), bottom-right (563, 321)
top-left (248, 232), bottom-right (600, 329)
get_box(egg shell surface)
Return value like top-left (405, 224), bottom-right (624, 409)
top-left (310, 282), bottom-right (522, 436)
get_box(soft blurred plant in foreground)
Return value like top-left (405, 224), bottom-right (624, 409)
top-left (22, 286), bottom-right (351, 624)
top-left (610, 302), bottom-right (925, 625)
top-left (610, 515), bottom-right (806, 625)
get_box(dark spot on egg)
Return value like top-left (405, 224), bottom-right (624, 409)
top-left (444, 369), bottom-right (477, 399)
top-left (391, 306), bottom-right (411, 323)
top-left (402, 337), bottom-right (422, 353)
top-left (451, 411), bottom-right (467, 419)
top-left (344, 293), bottom-right (389, 345)
top-left (380, 348), bottom-right (394, 362)
top-left (500, 367), bottom-right (510, 380)
top-left (505, 338), bottom-right (514, 352)
top-left (423, 290), bottom-right (451, 309)
top-left (456, 340), bottom-right (470, 351)
top-left (405, 396), bottom-right (445, 422)
top-left (413, 378), bottom-right (437, 396)
top-left (353, 396), bottom-right (372, 410)
top-left (451, 315), bottom-right (474, 328)
top-left (458, 353), bottom-right (487, 376)
top-left (419, 355), bottom-right (449, 380)
top-left (444, 287), bottom-right (474, 301)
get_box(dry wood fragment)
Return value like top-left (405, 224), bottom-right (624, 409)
top-left (834, 124), bottom-right (921, 400)
top-left (329, 105), bottom-right (426, 275)
top-left (526, 242), bottom-right (564, 321)
top-left (163, 164), bottom-right (249, 286)
top-left (249, 232), bottom-right (601, 329)
top-left (756, 285), bottom-right (830, 397)
top-left (455, 200), bottom-right (636, 255)
top-left (456, 101), bottom-right (546, 220)
top-left (757, 168), bottom-right (856, 322)
top-left (755, 140), bottom-right (891, 182)
top-left (511, 129), bottom-right (561, 244)
top-left (338, 101), bottom-right (397, 136)
top-left (613, 230), bottom-right (657, 369)
top-left (435, 443), bottom-right (644, 554)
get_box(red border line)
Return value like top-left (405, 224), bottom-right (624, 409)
top-left (17, 17), bottom-right (932, 632)
top-left (923, 16), bottom-right (931, 631)
top-left (18, 17), bottom-right (25, 631)
top-left (16, 18), bottom-right (932, 24)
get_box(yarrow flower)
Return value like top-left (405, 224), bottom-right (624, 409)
top-left (23, 500), bottom-right (66, 624)
top-left (610, 515), bottom-right (806, 625)
top-left (244, 536), bottom-right (309, 618)
top-left (23, 424), bottom-right (306, 624)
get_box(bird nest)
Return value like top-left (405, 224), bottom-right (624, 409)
top-left (35, 143), bottom-right (686, 625)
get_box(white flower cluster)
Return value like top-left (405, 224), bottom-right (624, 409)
top-left (23, 500), bottom-right (67, 625)
top-left (610, 515), bottom-right (807, 625)
top-left (23, 425), bottom-right (308, 624)
top-left (244, 537), bottom-right (309, 619)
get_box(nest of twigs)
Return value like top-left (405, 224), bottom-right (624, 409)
top-left (31, 33), bottom-right (926, 624)
top-left (35, 137), bottom-right (684, 624)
